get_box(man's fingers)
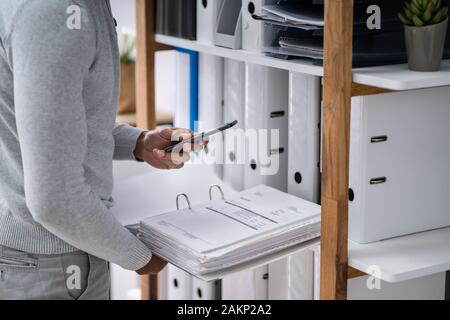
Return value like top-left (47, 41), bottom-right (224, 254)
top-left (160, 128), bottom-right (193, 142)
top-left (153, 149), bottom-right (191, 166)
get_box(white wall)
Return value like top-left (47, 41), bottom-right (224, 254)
top-left (110, 0), bottom-right (136, 33)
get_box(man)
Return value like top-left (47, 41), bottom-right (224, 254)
top-left (0, 0), bottom-right (200, 299)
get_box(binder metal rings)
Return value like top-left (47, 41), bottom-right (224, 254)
top-left (209, 184), bottom-right (225, 200)
top-left (176, 193), bottom-right (192, 210)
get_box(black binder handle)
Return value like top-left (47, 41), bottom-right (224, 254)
top-left (209, 185), bottom-right (225, 201)
top-left (176, 193), bottom-right (192, 210)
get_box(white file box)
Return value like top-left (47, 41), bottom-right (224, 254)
top-left (165, 265), bottom-right (193, 300)
top-left (242, 0), bottom-right (278, 52)
top-left (223, 59), bottom-right (246, 191)
top-left (244, 63), bottom-right (289, 192)
top-left (215, 0), bottom-right (242, 49)
top-left (268, 250), bottom-right (314, 300)
top-left (288, 72), bottom-right (321, 203)
top-left (199, 53), bottom-right (225, 179)
top-left (197, 0), bottom-right (224, 44)
top-left (192, 278), bottom-right (221, 300)
top-left (222, 266), bottom-right (269, 300)
top-left (349, 87), bottom-right (450, 243)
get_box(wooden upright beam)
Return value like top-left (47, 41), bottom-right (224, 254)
top-left (136, 0), bottom-right (156, 129)
top-left (320, 0), bottom-right (354, 300)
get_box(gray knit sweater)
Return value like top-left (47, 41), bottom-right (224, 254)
top-left (0, 0), bottom-right (152, 270)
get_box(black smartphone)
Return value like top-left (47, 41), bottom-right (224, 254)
top-left (164, 120), bottom-right (238, 153)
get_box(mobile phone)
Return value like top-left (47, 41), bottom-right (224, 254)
top-left (164, 120), bottom-right (238, 153)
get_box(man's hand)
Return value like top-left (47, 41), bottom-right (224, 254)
top-left (136, 255), bottom-right (168, 275)
top-left (134, 128), bottom-right (206, 170)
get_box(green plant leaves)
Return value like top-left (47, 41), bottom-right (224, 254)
top-left (399, 0), bottom-right (448, 26)
top-left (413, 15), bottom-right (425, 26)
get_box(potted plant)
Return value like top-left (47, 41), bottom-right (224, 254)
top-left (399, 0), bottom-right (448, 71)
top-left (118, 31), bottom-right (136, 114)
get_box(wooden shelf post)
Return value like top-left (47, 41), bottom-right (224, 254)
top-left (135, 0), bottom-right (170, 130)
top-left (320, 0), bottom-right (354, 300)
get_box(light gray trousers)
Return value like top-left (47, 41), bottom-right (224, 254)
top-left (0, 245), bottom-right (110, 300)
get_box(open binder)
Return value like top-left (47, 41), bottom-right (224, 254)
top-left (137, 185), bottom-right (321, 281)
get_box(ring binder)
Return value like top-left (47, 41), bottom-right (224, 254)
top-left (209, 184), bottom-right (225, 200)
top-left (176, 193), bottom-right (192, 210)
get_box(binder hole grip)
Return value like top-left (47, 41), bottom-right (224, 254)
top-left (176, 193), bottom-right (192, 210)
top-left (202, 0), bottom-right (208, 9)
top-left (370, 177), bottom-right (387, 185)
top-left (270, 111), bottom-right (285, 118)
top-left (197, 288), bottom-right (203, 298)
top-left (209, 185), bottom-right (225, 200)
top-left (250, 160), bottom-right (257, 171)
top-left (248, 2), bottom-right (256, 15)
top-left (371, 135), bottom-right (388, 143)
top-left (173, 278), bottom-right (179, 288)
top-left (349, 189), bottom-right (355, 202)
top-left (294, 172), bottom-right (303, 184)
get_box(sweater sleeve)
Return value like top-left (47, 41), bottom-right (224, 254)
top-left (113, 123), bottom-right (146, 160)
top-left (11, 0), bottom-right (151, 271)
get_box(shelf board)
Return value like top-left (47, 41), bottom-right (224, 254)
top-left (349, 227), bottom-right (450, 283)
top-left (155, 34), bottom-right (323, 76)
top-left (353, 60), bottom-right (450, 91)
top-left (155, 34), bottom-right (450, 91)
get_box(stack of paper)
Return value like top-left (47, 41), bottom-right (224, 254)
top-left (138, 185), bottom-right (320, 277)
top-left (262, 4), bottom-right (324, 27)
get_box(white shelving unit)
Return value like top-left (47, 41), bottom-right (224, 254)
top-left (154, 31), bottom-right (450, 294)
top-left (349, 227), bottom-right (450, 283)
top-left (155, 34), bottom-right (450, 91)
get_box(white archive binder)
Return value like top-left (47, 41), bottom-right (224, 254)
top-left (268, 73), bottom-right (321, 301)
top-left (197, 0), bottom-right (224, 45)
top-left (222, 266), bottom-right (269, 300)
top-left (312, 245), bottom-right (321, 300)
top-left (223, 59), bottom-right (246, 191)
top-left (173, 50), bottom-right (191, 129)
top-left (199, 53), bottom-right (225, 179)
top-left (222, 64), bottom-right (288, 300)
top-left (155, 50), bottom-right (176, 121)
top-left (165, 265), bottom-right (193, 300)
top-left (244, 64), bottom-right (289, 192)
top-left (192, 277), bottom-right (221, 300)
top-left (268, 250), bottom-right (314, 300)
top-left (349, 87), bottom-right (450, 244)
top-left (242, 0), bottom-right (278, 52)
top-left (288, 72), bottom-right (321, 203)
